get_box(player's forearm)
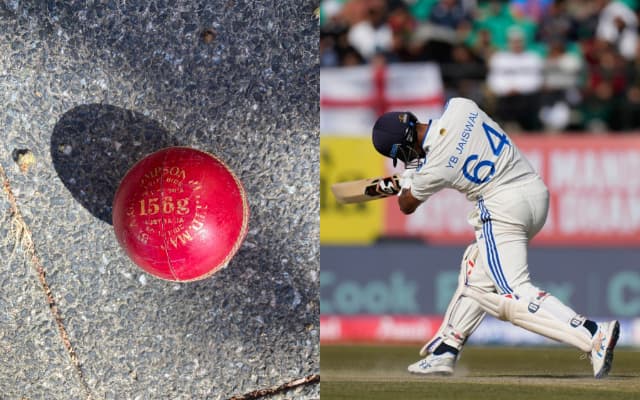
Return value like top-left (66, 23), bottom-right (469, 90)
top-left (398, 189), bottom-right (421, 214)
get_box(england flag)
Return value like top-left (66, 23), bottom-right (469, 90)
top-left (320, 62), bottom-right (445, 136)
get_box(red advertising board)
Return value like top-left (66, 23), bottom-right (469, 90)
top-left (384, 135), bottom-right (640, 246)
top-left (319, 315), bottom-right (640, 346)
top-left (320, 315), bottom-right (442, 344)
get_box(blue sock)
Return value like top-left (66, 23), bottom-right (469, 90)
top-left (583, 320), bottom-right (598, 337)
top-left (433, 343), bottom-right (459, 356)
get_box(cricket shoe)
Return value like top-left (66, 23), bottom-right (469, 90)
top-left (590, 320), bottom-right (620, 379)
top-left (407, 352), bottom-right (456, 376)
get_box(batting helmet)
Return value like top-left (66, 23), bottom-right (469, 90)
top-left (372, 111), bottom-right (422, 168)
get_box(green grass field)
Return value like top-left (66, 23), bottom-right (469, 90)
top-left (321, 345), bottom-right (640, 400)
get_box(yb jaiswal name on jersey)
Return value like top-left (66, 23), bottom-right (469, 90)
top-left (446, 111), bottom-right (479, 169)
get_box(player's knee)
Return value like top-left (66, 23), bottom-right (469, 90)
top-left (511, 282), bottom-right (547, 304)
top-left (503, 282), bottom-right (556, 322)
top-left (460, 243), bottom-right (482, 283)
top-left (462, 243), bottom-right (479, 264)
top-left (493, 282), bottom-right (545, 322)
top-left (459, 243), bottom-right (477, 273)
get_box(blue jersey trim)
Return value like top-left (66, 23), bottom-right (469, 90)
top-left (421, 119), bottom-right (432, 149)
top-left (478, 199), bottom-right (513, 294)
top-left (415, 119), bottom-right (433, 171)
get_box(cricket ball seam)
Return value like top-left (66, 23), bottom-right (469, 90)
top-left (158, 149), bottom-right (179, 281)
top-left (173, 147), bottom-right (250, 282)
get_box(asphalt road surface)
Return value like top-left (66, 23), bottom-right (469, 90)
top-left (0, 1), bottom-right (319, 399)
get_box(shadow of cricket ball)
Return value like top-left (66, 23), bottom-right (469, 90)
top-left (51, 104), bottom-right (179, 224)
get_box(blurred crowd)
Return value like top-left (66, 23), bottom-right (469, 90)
top-left (320, 0), bottom-right (640, 133)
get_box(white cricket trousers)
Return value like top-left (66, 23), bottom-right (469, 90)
top-left (469, 176), bottom-right (548, 295)
top-left (424, 176), bottom-right (593, 353)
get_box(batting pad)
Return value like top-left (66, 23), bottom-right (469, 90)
top-left (420, 244), bottom-right (486, 356)
top-left (463, 286), bottom-right (593, 352)
top-left (420, 295), bottom-right (485, 356)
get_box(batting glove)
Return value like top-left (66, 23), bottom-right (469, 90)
top-left (377, 176), bottom-right (400, 195)
top-left (398, 169), bottom-right (415, 192)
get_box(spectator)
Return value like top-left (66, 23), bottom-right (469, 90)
top-left (571, 0), bottom-right (607, 42)
top-left (428, 0), bottom-right (473, 34)
top-left (442, 44), bottom-right (487, 104)
top-left (487, 26), bottom-right (544, 131)
top-left (580, 79), bottom-right (615, 131)
top-left (510, 0), bottom-right (554, 22)
top-left (345, 0), bottom-right (394, 61)
top-left (596, 0), bottom-right (638, 61)
top-left (468, 27), bottom-right (496, 62)
top-left (320, 0), bottom-right (349, 26)
top-left (581, 40), bottom-right (629, 130)
top-left (619, 41), bottom-right (640, 129)
top-left (320, 35), bottom-right (341, 67)
top-left (542, 41), bottom-right (583, 94)
top-left (588, 40), bottom-right (628, 97)
top-left (321, 22), bottom-right (367, 67)
top-left (386, 3), bottom-right (419, 62)
top-left (539, 40), bottom-right (583, 131)
top-left (407, 0), bottom-right (440, 22)
top-left (473, 0), bottom-right (536, 50)
top-left (407, 0), bottom-right (473, 64)
top-left (535, 0), bottom-right (579, 45)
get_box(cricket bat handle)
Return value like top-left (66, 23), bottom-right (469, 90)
top-left (331, 174), bottom-right (400, 204)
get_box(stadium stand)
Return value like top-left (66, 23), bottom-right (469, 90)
top-left (320, 0), bottom-right (640, 132)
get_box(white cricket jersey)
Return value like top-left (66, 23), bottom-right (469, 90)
top-left (411, 98), bottom-right (539, 202)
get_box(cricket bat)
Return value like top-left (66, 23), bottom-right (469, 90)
top-left (331, 174), bottom-right (400, 204)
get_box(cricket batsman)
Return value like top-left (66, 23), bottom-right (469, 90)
top-left (371, 97), bottom-right (619, 378)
